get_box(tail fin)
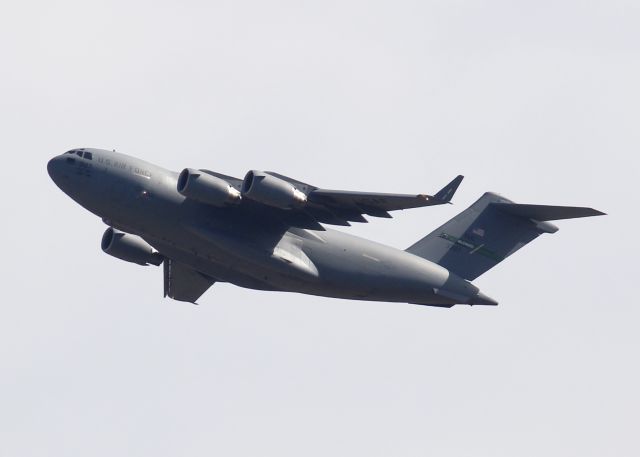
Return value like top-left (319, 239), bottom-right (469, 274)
top-left (406, 192), bottom-right (605, 280)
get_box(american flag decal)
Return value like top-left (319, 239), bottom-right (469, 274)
top-left (472, 227), bottom-right (485, 237)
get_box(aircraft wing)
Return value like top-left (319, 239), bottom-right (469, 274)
top-left (198, 169), bottom-right (463, 228)
top-left (163, 259), bottom-right (216, 303)
top-left (299, 174), bottom-right (463, 226)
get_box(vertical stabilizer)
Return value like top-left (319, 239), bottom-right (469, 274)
top-left (406, 192), bottom-right (604, 280)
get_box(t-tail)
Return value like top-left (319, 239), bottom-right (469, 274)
top-left (406, 192), bottom-right (605, 281)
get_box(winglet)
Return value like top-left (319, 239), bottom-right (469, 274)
top-left (434, 175), bottom-right (464, 203)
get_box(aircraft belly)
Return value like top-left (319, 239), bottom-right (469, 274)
top-left (141, 222), bottom-right (323, 294)
top-left (146, 238), bottom-right (279, 291)
top-left (149, 224), bottom-right (464, 304)
top-left (295, 229), bottom-right (454, 303)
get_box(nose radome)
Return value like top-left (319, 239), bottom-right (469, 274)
top-left (47, 155), bottom-right (67, 186)
top-left (47, 156), bottom-right (59, 180)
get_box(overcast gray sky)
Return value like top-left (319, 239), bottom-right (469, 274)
top-left (1, 0), bottom-right (638, 455)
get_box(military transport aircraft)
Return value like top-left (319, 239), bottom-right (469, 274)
top-left (47, 148), bottom-right (604, 306)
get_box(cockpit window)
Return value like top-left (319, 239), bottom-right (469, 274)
top-left (64, 149), bottom-right (92, 160)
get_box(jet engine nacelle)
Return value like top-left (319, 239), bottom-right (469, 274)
top-left (241, 171), bottom-right (307, 209)
top-left (101, 227), bottom-right (163, 266)
top-left (177, 168), bottom-right (242, 207)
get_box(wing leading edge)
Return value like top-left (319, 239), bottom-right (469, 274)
top-left (310, 174), bottom-right (463, 212)
top-left (283, 173), bottom-right (464, 227)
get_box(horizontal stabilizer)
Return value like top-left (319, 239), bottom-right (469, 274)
top-left (492, 203), bottom-right (605, 221)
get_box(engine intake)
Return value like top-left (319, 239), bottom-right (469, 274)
top-left (101, 228), bottom-right (163, 266)
top-left (241, 171), bottom-right (307, 209)
top-left (177, 168), bottom-right (241, 207)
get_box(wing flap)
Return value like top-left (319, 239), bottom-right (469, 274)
top-left (163, 259), bottom-right (216, 303)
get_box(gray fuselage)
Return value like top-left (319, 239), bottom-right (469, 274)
top-left (47, 148), bottom-right (490, 306)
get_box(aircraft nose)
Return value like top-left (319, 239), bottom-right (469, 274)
top-left (47, 154), bottom-right (74, 189)
top-left (47, 155), bottom-right (62, 182)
